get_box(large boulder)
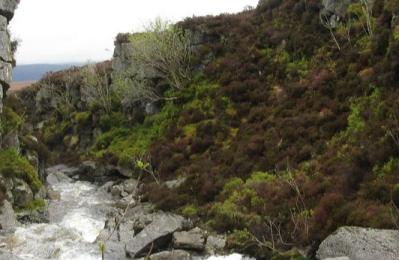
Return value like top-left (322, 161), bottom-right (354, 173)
top-left (317, 226), bottom-right (399, 260)
top-left (125, 213), bottom-right (186, 258)
top-left (142, 250), bottom-right (192, 260)
top-left (173, 227), bottom-right (206, 251)
top-left (0, 200), bottom-right (17, 230)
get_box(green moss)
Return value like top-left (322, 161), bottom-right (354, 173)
top-left (99, 112), bottom-right (126, 131)
top-left (16, 199), bottom-right (46, 212)
top-left (227, 229), bottom-right (253, 248)
top-left (42, 120), bottom-right (70, 144)
top-left (183, 124), bottom-right (197, 138)
top-left (0, 149), bottom-right (42, 192)
top-left (0, 106), bottom-right (24, 134)
top-left (92, 100), bottom-right (180, 166)
top-left (74, 111), bottom-right (92, 127)
top-left (180, 204), bottom-right (199, 218)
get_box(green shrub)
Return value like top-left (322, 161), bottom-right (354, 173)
top-left (0, 149), bottom-right (42, 192)
top-left (180, 204), bottom-right (199, 218)
top-left (74, 111), bottom-right (92, 127)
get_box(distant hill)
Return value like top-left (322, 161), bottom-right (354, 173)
top-left (13, 63), bottom-right (83, 82)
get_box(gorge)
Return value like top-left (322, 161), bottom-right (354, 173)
top-left (2, 0), bottom-right (399, 259)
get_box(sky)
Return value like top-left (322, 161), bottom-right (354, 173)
top-left (10, 0), bottom-right (258, 65)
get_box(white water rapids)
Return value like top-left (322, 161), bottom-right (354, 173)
top-left (0, 175), bottom-right (113, 260)
top-left (0, 171), bottom-right (252, 260)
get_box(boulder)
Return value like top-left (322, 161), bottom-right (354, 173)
top-left (142, 250), bottom-right (192, 260)
top-left (125, 213), bottom-right (186, 258)
top-left (317, 226), bottom-right (399, 260)
top-left (47, 188), bottom-right (61, 200)
top-left (173, 227), bottom-right (206, 251)
top-left (122, 178), bottom-right (138, 194)
top-left (46, 170), bottom-right (70, 186)
top-left (0, 200), bottom-right (17, 230)
top-left (12, 179), bottom-right (33, 207)
top-left (205, 235), bottom-right (226, 254)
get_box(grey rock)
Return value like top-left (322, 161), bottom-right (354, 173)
top-left (0, 200), bottom-right (17, 230)
top-left (125, 213), bottom-right (186, 258)
top-left (46, 171), bottom-right (70, 186)
top-left (143, 250), bottom-right (192, 260)
top-left (0, 29), bottom-right (11, 63)
top-left (173, 227), bottom-right (206, 251)
top-left (206, 235), bottom-right (226, 254)
top-left (122, 178), bottom-right (138, 194)
top-left (99, 181), bottom-right (115, 192)
top-left (0, 0), bottom-right (19, 21)
top-left (165, 178), bottom-right (186, 189)
top-left (79, 160), bottom-right (96, 175)
top-left (118, 220), bottom-right (136, 242)
top-left (1, 131), bottom-right (19, 150)
top-left (47, 188), bottom-right (61, 200)
top-left (0, 250), bottom-right (22, 260)
top-left (110, 184), bottom-right (123, 197)
top-left (317, 226), bottom-right (399, 260)
top-left (12, 179), bottom-right (33, 207)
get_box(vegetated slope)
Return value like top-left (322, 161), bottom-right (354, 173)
top-left (16, 0), bottom-right (399, 258)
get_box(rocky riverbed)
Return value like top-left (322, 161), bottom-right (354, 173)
top-left (0, 164), bottom-right (254, 260)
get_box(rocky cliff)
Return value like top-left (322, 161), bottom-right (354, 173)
top-left (0, 0), bottom-right (18, 114)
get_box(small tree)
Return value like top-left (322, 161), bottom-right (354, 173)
top-left (129, 18), bottom-right (193, 90)
top-left (81, 65), bottom-right (114, 114)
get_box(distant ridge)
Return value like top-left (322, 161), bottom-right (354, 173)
top-left (13, 63), bottom-right (83, 82)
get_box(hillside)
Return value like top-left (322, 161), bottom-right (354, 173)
top-left (4, 0), bottom-right (399, 259)
top-left (12, 63), bottom-right (83, 82)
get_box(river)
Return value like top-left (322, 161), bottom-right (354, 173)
top-left (0, 168), bottom-right (253, 260)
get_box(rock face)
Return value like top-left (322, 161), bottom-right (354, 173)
top-left (317, 226), bottom-right (399, 260)
top-left (125, 213), bottom-right (186, 258)
top-left (0, 0), bottom-right (18, 114)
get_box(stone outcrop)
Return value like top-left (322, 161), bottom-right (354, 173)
top-left (125, 213), bottom-right (186, 258)
top-left (0, 0), bottom-right (18, 114)
top-left (317, 226), bottom-right (399, 260)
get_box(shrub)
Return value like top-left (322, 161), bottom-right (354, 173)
top-left (81, 64), bottom-right (115, 114)
top-left (129, 18), bottom-right (193, 90)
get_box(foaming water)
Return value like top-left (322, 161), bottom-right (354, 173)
top-left (0, 173), bottom-right (112, 260)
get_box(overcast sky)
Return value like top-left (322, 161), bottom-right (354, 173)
top-left (10, 0), bottom-right (258, 65)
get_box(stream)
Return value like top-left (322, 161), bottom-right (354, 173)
top-left (0, 168), bottom-right (253, 260)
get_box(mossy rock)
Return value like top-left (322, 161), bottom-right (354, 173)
top-left (0, 106), bottom-right (24, 134)
top-left (0, 149), bottom-right (42, 193)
